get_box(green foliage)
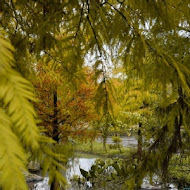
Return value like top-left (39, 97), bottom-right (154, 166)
top-left (79, 157), bottom-right (136, 189)
top-left (41, 145), bottom-right (67, 190)
top-left (169, 155), bottom-right (190, 187)
top-left (0, 109), bottom-right (28, 190)
top-left (0, 28), bottom-right (39, 190)
top-left (112, 136), bottom-right (122, 144)
top-left (1, 0), bottom-right (190, 188)
top-left (0, 28), bottom-right (66, 190)
top-left (75, 141), bottom-right (130, 157)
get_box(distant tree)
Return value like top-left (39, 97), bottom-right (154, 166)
top-left (34, 62), bottom-right (97, 143)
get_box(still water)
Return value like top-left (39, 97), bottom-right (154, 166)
top-left (32, 157), bottom-right (178, 190)
top-left (32, 157), bottom-right (96, 190)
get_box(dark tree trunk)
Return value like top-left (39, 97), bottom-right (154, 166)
top-left (50, 181), bottom-right (60, 190)
top-left (137, 122), bottom-right (142, 162)
top-left (52, 89), bottom-right (59, 142)
top-left (50, 89), bottom-right (60, 190)
top-left (136, 123), bottom-right (142, 189)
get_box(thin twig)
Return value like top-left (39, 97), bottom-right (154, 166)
top-left (75, 1), bottom-right (84, 38)
top-left (44, 51), bottom-right (81, 79)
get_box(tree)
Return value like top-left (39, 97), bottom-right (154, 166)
top-left (1, 0), bottom-right (190, 189)
top-left (34, 62), bottom-right (97, 143)
top-left (33, 60), bottom-right (98, 189)
top-left (120, 80), bottom-right (156, 160)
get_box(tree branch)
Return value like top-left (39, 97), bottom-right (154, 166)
top-left (75, 0), bottom-right (84, 38)
top-left (86, 0), bottom-right (102, 57)
top-left (43, 51), bottom-right (81, 79)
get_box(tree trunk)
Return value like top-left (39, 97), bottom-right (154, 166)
top-left (50, 89), bottom-right (60, 190)
top-left (90, 139), bottom-right (93, 152)
top-left (117, 141), bottom-right (122, 153)
top-left (52, 89), bottom-right (59, 142)
top-left (50, 181), bottom-right (60, 190)
top-left (103, 136), bottom-right (107, 152)
top-left (137, 122), bottom-right (142, 162)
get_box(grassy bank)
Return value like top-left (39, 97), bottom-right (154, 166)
top-left (74, 141), bottom-right (135, 158)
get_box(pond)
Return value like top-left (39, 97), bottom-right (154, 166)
top-left (32, 157), bottom-right (178, 190)
top-left (32, 157), bottom-right (96, 190)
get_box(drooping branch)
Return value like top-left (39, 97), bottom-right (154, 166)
top-left (86, 0), bottom-right (102, 57)
top-left (75, 0), bottom-right (84, 38)
top-left (104, 1), bottom-right (190, 92)
top-left (43, 51), bottom-right (81, 79)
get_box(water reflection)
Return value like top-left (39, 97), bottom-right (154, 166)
top-left (33, 178), bottom-right (49, 190)
top-left (66, 158), bottom-right (96, 179)
top-left (32, 157), bottom-right (178, 190)
top-left (33, 157), bottom-right (95, 190)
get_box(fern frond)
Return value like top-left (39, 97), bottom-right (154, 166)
top-left (0, 63), bottom-right (40, 151)
top-left (40, 145), bottom-right (67, 188)
top-left (0, 28), bottom-right (41, 189)
top-left (0, 29), bottom-right (14, 69)
top-left (0, 109), bottom-right (27, 190)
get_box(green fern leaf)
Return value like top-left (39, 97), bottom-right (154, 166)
top-left (0, 109), bottom-right (27, 190)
